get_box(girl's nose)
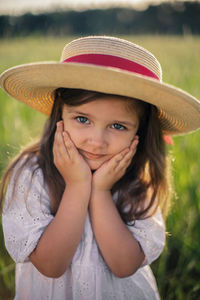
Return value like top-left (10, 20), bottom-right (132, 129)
top-left (87, 129), bottom-right (108, 149)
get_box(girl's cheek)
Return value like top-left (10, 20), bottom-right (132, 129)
top-left (68, 131), bottom-right (82, 148)
top-left (121, 134), bottom-right (136, 148)
top-left (111, 139), bottom-right (131, 154)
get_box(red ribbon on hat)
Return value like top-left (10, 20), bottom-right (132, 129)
top-left (63, 53), bottom-right (160, 81)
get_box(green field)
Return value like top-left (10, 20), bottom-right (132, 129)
top-left (0, 35), bottom-right (200, 300)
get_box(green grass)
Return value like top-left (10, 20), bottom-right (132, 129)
top-left (0, 35), bottom-right (200, 300)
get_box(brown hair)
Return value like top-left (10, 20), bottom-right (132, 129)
top-left (0, 88), bottom-right (171, 223)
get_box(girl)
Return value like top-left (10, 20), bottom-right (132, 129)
top-left (0, 36), bottom-right (200, 300)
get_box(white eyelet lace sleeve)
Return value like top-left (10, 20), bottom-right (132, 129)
top-left (2, 159), bottom-right (54, 263)
top-left (127, 208), bottom-right (166, 266)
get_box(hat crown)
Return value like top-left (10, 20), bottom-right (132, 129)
top-left (61, 36), bottom-right (162, 81)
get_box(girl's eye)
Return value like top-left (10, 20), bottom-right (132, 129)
top-left (111, 123), bottom-right (126, 130)
top-left (76, 116), bottom-right (89, 124)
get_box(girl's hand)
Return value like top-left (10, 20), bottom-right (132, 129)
top-left (53, 121), bottom-right (92, 185)
top-left (92, 136), bottom-right (139, 191)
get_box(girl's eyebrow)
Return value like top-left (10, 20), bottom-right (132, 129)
top-left (68, 110), bottom-right (90, 117)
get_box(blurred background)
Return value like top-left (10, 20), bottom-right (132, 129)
top-left (0, 0), bottom-right (200, 299)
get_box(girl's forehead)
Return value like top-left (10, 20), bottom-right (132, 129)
top-left (63, 95), bottom-right (139, 117)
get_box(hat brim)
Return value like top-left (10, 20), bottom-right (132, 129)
top-left (0, 62), bottom-right (200, 135)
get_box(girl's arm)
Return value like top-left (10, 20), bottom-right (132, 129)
top-left (30, 183), bottom-right (90, 278)
top-left (30, 122), bottom-right (92, 278)
top-left (89, 140), bottom-right (145, 278)
top-left (89, 190), bottom-right (144, 278)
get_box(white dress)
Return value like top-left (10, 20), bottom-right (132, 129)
top-left (2, 158), bottom-right (166, 300)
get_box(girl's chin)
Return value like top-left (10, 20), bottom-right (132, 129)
top-left (88, 161), bottom-right (102, 170)
top-left (85, 158), bottom-right (106, 171)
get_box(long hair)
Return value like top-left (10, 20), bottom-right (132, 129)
top-left (0, 88), bottom-right (171, 222)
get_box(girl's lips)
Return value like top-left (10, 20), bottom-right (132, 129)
top-left (80, 150), bottom-right (105, 160)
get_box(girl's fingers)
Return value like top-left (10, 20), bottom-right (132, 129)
top-left (113, 148), bottom-right (129, 163)
top-left (114, 148), bottom-right (135, 172)
top-left (130, 135), bottom-right (139, 150)
top-left (62, 131), bottom-right (79, 160)
top-left (112, 137), bottom-right (139, 172)
top-left (53, 121), bottom-right (69, 159)
top-left (54, 121), bottom-right (80, 162)
top-left (57, 120), bottom-right (64, 130)
top-left (107, 148), bottom-right (129, 171)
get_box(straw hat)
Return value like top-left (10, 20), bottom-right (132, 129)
top-left (0, 36), bottom-right (200, 135)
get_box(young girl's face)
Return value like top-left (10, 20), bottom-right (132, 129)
top-left (62, 95), bottom-right (139, 170)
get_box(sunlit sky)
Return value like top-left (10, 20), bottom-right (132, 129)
top-left (0, 0), bottom-right (184, 15)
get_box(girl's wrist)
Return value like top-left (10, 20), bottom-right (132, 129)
top-left (91, 180), bottom-right (113, 194)
top-left (64, 181), bottom-right (92, 198)
top-left (63, 171), bottom-right (92, 186)
top-left (92, 175), bottom-right (113, 193)
top-left (67, 180), bottom-right (91, 188)
top-left (91, 186), bottom-right (111, 198)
